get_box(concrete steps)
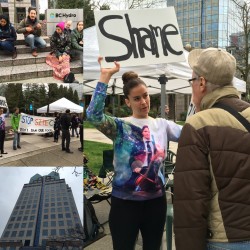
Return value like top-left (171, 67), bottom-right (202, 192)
top-left (0, 61), bottom-right (83, 83)
top-left (0, 36), bottom-right (83, 83)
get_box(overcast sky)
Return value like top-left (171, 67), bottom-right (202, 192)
top-left (0, 167), bottom-right (83, 236)
top-left (39, 1), bottom-right (48, 14)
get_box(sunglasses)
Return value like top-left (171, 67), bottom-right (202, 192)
top-left (188, 77), bottom-right (197, 86)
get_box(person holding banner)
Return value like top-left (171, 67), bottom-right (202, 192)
top-left (11, 107), bottom-right (21, 150)
top-left (0, 108), bottom-right (7, 156)
top-left (87, 58), bottom-right (182, 250)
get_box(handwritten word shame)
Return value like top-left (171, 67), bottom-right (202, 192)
top-left (98, 13), bottom-right (183, 62)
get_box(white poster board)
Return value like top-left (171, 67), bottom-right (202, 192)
top-left (46, 9), bottom-right (83, 36)
top-left (0, 96), bottom-right (8, 109)
top-left (18, 113), bottom-right (55, 134)
top-left (94, 7), bottom-right (185, 68)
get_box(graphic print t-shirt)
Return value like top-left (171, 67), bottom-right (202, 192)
top-left (0, 114), bottom-right (5, 130)
top-left (87, 82), bottom-right (182, 201)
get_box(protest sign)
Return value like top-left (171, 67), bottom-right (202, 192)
top-left (94, 7), bottom-right (185, 67)
top-left (0, 96), bottom-right (8, 109)
top-left (18, 113), bottom-right (55, 134)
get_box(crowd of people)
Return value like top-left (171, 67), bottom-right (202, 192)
top-left (0, 7), bottom-right (83, 83)
top-left (0, 107), bottom-right (83, 157)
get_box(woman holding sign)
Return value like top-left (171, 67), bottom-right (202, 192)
top-left (86, 58), bottom-right (182, 250)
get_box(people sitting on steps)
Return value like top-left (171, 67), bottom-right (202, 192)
top-left (16, 6), bottom-right (46, 57)
top-left (71, 21), bottom-right (83, 66)
top-left (46, 21), bottom-right (79, 83)
top-left (0, 14), bottom-right (17, 59)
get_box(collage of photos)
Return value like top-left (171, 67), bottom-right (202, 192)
top-left (83, 1), bottom-right (250, 250)
top-left (0, 0), bottom-right (84, 249)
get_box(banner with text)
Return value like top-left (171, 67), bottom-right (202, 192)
top-left (18, 113), bottom-right (55, 134)
top-left (0, 96), bottom-right (8, 109)
top-left (94, 7), bottom-right (185, 68)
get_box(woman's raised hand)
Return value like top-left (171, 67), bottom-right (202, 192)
top-left (98, 57), bottom-right (120, 84)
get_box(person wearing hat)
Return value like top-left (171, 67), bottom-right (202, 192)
top-left (46, 21), bottom-right (78, 83)
top-left (173, 48), bottom-right (250, 250)
top-left (0, 14), bottom-right (17, 59)
top-left (16, 7), bottom-right (46, 57)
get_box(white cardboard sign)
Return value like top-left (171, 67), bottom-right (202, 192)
top-left (94, 7), bottom-right (185, 68)
top-left (18, 113), bottom-right (55, 134)
top-left (0, 96), bottom-right (8, 109)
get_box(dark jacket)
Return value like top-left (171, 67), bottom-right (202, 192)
top-left (71, 28), bottom-right (83, 50)
top-left (174, 86), bottom-right (250, 250)
top-left (60, 113), bottom-right (71, 130)
top-left (50, 30), bottom-right (71, 58)
top-left (0, 17), bottom-right (17, 42)
top-left (16, 16), bottom-right (41, 37)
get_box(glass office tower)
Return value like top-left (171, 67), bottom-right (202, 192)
top-left (167, 0), bottom-right (241, 48)
top-left (0, 172), bottom-right (83, 249)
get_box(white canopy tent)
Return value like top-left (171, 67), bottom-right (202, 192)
top-left (84, 25), bottom-right (246, 95)
top-left (37, 98), bottom-right (83, 114)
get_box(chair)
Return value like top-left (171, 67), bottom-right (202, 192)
top-left (98, 149), bottom-right (114, 186)
top-left (164, 150), bottom-right (176, 200)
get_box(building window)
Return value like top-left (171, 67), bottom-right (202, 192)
top-left (64, 202), bottom-right (69, 206)
top-left (25, 210), bottom-right (30, 214)
top-left (59, 221), bottom-right (64, 226)
top-left (43, 221), bottom-right (48, 227)
top-left (26, 230), bottom-right (32, 236)
top-left (57, 207), bottom-right (62, 212)
top-left (44, 208), bottom-right (48, 213)
top-left (23, 216), bottom-right (28, 220)
top-left (11, 231), bottom-right (17, 237)
top-left (59, 229), bottom-right (65, 236)
top-left (18, 231), bottom-right (25, 237)
top-left (30, 216), bottom-right (35, 220)
top-left (65, 213), bottom-right (71, 218)
top-left (51, 229), bottom-right (56, 235)
top-left (14, 223), bottom-right (19, 229)
top-left (28, 222), bottom-right (33, 228)
top-left (21, 223), bottom-right (27, 228)
top-left (57, 202), bottom-right (62, 206)
top-left (10, 217), bottom-right (15, 221)
top-left (58, 214), bottom-right (63, 219)
top-left (51, 208), bottom-right (55, 213)
top-left (43, 215), bottom-right (48, 219)
top-left (31, 210), bottom-right (36, 214)
top-left (67, 220), bottom-right (73, 226)
top-left (42, 230), bottom-right (48, 236)
top-left (51, 203), bottom-right (55, 207)
top-left (50, 214), bottom-right (56, 219)
top-left (51, 221), bottom-right (56, 227)
top-left (3, 231), bottom-right (10, 237)
top-left (7, 224), bottom-right (13, 229)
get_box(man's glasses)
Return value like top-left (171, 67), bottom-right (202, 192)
top-left (188, 78), bottom-right (197, 86)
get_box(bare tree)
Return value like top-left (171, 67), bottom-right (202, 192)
top-left (229, 1), bottom-right (250, 98)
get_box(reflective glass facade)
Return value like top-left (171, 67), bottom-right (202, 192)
top-left (168, 0), bottom-right (241, 48)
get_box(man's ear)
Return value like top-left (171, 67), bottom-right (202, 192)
top-left (125, 98), bottom-right (131, 107)
top-left (200, 77), bottom-right (207, 93)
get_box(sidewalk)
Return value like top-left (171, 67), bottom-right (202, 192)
top-left (84, 128), bottom-right (178, 250)
top-left (0, 133), bottom-right (83, 166)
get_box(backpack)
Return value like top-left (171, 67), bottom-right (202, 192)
top-left (84, 195), bottom-right (102, 244)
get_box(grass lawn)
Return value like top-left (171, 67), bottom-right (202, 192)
top-left (84, 140), bottom-right (113, 175)
top-left (84, 121), bottom-right (95, 128)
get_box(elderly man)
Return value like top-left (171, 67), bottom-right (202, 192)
top-left (16, 7), bottom-right (46, 57)
top-left (174, 48), bottom-right (250, 250)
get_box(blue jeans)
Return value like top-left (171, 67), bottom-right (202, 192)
top-left (25, 34), bottom-right (46, 50)
top-left (207, 241), bottom-right (250, 250)
top-left (13, 132), bottom-right (20, 148)
top-left (0, 40), bottom-right (15, 52)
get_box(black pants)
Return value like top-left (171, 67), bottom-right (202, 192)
top-left (0, 130), bottom-right (5, 153)
top-left (61, 129), bottom-right (70, 150)
top-left (109, 195), bottom-right (167, 250)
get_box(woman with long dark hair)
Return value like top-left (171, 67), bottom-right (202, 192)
top-left (0, 14), bottom-right (17, 59)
